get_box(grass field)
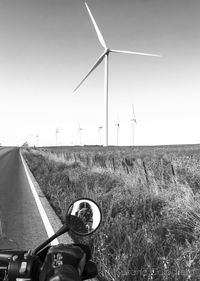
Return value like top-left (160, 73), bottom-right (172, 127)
top-left (22, 144), bottom-right (200, 281)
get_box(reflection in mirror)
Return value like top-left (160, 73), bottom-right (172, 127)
top-left (66, 198), bottom-right (102, 236)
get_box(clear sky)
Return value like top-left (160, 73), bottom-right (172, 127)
top-left (1, 0), bottom-right (200, 146)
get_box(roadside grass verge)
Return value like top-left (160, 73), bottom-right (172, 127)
top-left (22, 147), bottom-right (200, 280)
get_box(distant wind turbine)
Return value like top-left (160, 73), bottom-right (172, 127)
top-left (36, 134), bottom-right (39, 147)
top-left (55, 128), bottom-right (59, 146)
top-left (130, 104), bottom-right (137, 146)
top-left (78, 124), bottom-right (83, 146)
top-left (115, 123), bottom-right (120, 146)
top-left (98, 126), bottom-right (103, 145)
top-left (74, 0), bottom-right (161, 146)
top-left (115, 115), bottom-right (120, 146)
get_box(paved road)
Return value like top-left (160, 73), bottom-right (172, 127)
top-left (0, 147), bottom-right (49, 250)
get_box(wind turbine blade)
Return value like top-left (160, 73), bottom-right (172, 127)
top-left (110, 49), bottom-right (161, 57)
top-left (83, 1), bottom-right (107, 49)
top-left (73, 51), bottom-right (106, 93)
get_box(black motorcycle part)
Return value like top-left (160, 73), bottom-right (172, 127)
top-left (0, 257), bottom-right (9, 279)
top-left (0, 250), bottom-right (43, 281)
top-left (71, 244), bottom-right (91, 261)
top-left (38, 244), bottom-right (96, 280)
top-left (81, 260), bottom-right (98, 280)
top-left (0, 251), bottom-right (16, 281)
top-left (7, 251), bottom-right (42, 281)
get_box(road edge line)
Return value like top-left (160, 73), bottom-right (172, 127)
top-left (19, 149), bottom-right (59, 245)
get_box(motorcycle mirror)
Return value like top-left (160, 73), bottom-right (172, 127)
top-left (33, 198), bottom-right (102, 255)
top-left (66, 198), bottom-right (102, 236)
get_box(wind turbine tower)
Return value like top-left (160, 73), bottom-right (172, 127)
top-left (130, 104), bottom-right (137, 146)
top-left (74, 0), bottom-right (161, 146)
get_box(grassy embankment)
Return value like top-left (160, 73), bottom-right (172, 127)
top-left (22, 145), bottom-right (200, 280)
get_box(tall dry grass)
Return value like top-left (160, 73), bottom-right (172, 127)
top-left (22, 147), bottom-right (200, 280)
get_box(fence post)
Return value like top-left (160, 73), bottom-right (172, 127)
top-left (112, 157), bottom-right (115, 171)
top-left (171, 164), bottom-right (177, 184)
top-left (143, 160), bottom-right (150, 187)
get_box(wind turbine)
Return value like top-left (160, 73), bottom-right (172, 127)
top-left (55, 128), bottom-right (59, 146)
top-left (115, 115), bottom-right (120, 146)
top-left (78, 124), bottom-right (83, 146)
top-left (98, 126), bottom-right (103, 145)
top-left (130, 104), bottom-right (137, 146)
top-left (36, 134), bottom-right (39, 147)
top-left (74, 0), bottom-right (161, 146)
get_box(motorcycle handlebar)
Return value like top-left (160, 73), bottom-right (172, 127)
top-left (0, 250), bottom-right (42, 281)
top-left (0, 248), bottom-right (98, 281)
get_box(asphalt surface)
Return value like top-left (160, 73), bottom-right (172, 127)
top-left (0, 147), bottom-right (49, 250)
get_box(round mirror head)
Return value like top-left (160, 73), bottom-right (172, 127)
top-left (66, 198), bottom-right (102, 236)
